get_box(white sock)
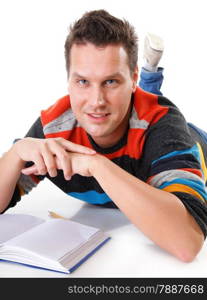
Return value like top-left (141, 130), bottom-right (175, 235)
top-left (143, 58), bottom-right (158, 72)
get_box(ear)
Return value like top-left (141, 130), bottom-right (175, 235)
top-left (132, 66), bottom-right (138, 93)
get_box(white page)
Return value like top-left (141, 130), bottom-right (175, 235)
top-left (5, 219), bottom-right (100, 260)
top-left (0, 214), bottom-right (44, 244)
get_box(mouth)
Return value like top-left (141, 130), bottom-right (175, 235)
top-left (87, 113), bottom-right (110, 122)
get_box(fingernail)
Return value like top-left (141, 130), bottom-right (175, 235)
top-left (88, 149), bottom-right (96, 154)
top-left (50, 171), bottom-right (57, 177)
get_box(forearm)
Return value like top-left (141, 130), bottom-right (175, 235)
top-left (0, 147), bottom-right (25, 212)
top-left (91, 155), bottom-right (204, 261)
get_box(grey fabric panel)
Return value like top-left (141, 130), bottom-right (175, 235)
top-left (149, 169), bottom-right (204, 188)
top-left (43, 109), bottom-right (80, 135)
top-left (129, 107), bottom-right (149, 129)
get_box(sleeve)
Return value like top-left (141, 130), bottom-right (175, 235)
top-left (141, 96), bottom-right (207, 238)
top-left (4, 117), bottom-right (46, 211)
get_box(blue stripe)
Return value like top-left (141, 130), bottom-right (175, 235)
top-left (152, 144), bottom-right (201, 166)
top-left (68, 191), bottom-right (112, 204)
top-left (159, 178), bottom-right (207, 201)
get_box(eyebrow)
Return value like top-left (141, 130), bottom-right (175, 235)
top-left (72, 72), bottom-right (124, 80)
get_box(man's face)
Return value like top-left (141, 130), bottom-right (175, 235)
top-left (68, 42), bottom-right (138, 148)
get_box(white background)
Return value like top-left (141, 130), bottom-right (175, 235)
top-left (1, 0), bottom-right (207, 278)
top-left (0, 0), bottom-right (207, 151)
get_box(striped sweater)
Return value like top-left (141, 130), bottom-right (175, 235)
top-left (8, 87), bottom-right (207, 237)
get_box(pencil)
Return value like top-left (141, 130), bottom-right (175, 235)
top-left (48, 210), bottom-right (68, 220)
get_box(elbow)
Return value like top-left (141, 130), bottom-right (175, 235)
top-left (0, 202), bottom-right (10, 214)
top-left (173, 238), bottom-right (204, 263)
top-left (176, 250), bottom-right (197, 263)
top-left (0, 204), bottom-right (5, 214)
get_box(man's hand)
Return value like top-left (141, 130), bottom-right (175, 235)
top-left (13, 137), bottom-right (96, 179)
top-left (21, 151), bottom-right (99, 180)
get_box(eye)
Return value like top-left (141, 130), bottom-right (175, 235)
top-left (77, 79), bottom-right (89, 86)
top-left (105, 79), bottom-right (117, 85)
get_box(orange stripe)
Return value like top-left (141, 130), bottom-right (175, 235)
top-left (163, 183), bottom-right (204, 201)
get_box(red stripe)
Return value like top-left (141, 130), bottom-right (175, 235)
top-left (41, 95), bottom-right (70, 125)
top-left (30, 174), bottom-right (40, 184)
top-left (45, 128), bottom-right (145, 160)
top-left (103, 129), bottom-right (146, 160)
top-left (41, 88), bottom-right (168, 161)
top-left (133, 87), bottom-right (168, 125)
top-left (147, 168), bottom-right (203, 184)
top-left (181, 168), bottom-right (203, 178)
top-left (45, 128), bottom-right (93, 150)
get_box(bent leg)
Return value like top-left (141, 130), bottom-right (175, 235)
top-left (188, 123), bottom-right (207, 143)
top-left (139, 67), bottom-right (164, 96)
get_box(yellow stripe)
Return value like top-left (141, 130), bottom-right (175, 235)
top-left (163, 183), bottom-right (205, 202)
top-left (196, 142), bottom-right (207, 182)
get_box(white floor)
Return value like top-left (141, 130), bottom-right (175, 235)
top-left (1, 178), bottom-right (207, 278)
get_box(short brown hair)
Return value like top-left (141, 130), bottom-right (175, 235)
top-left (64, 9), bottom-right (138, 76)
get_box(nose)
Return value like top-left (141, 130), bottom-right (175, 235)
top-left (89, 86), bottom-right (106, 106)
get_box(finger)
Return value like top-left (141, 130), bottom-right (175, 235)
top-left (41, 145), bottom-right (58, 177)
top-left (55, 157), bottom-right (62, 170)
top-left (33, 155), bottom-right (47, 175)
top-left (21, 165), bottom-right (38, 175)
top-left (59, 139), bottom-right (96, 155)
top-left (58, 152), bottom-right (73, 180)
top-left (43, 141), bottom-right (72, 180)
top-left (55, 157), bottom-right (72, 180)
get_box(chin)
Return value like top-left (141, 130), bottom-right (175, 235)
top-left (85, 126), bottom-right (109, 137)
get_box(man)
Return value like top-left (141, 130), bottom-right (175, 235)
top-left (0, 10), bottom-right (207, 262)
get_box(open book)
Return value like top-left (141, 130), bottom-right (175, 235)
top-left (0, 213), bottom-right (110, 274)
